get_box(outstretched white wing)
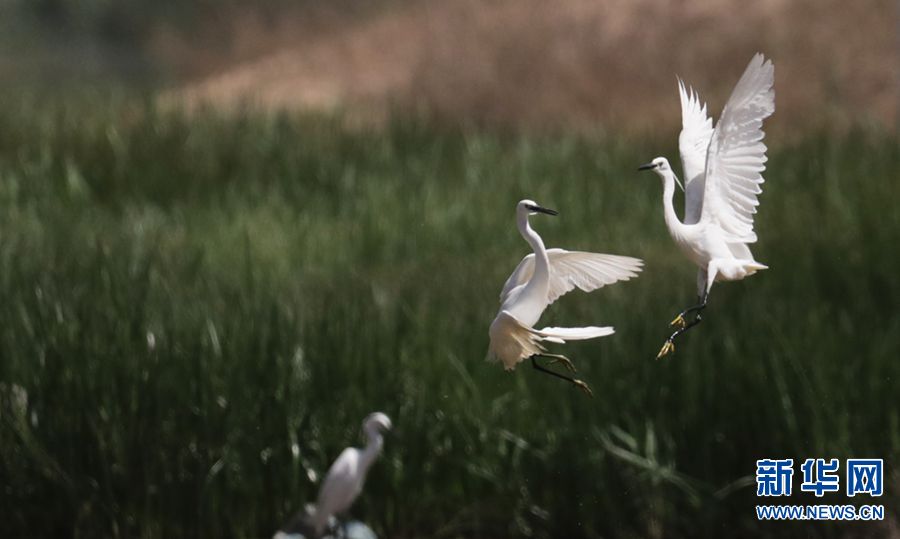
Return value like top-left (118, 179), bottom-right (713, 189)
top-left (499, 249), bottom-right (643, 305)
top-left (488, 310), bottom-right (614, 369)
top-left (678, 79), bottom-right (715, 225)
top-left (700, 53), bottom-right (775, 243)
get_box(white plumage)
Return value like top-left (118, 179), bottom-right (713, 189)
top-left (500, 249), bottom-right (645, 307)
top-left (677, 78), bottom-right (714, 225)
top-left (699, 54), bottom-right (775, 243)
top-left (488, 199), bottom-right (642, 393)
top-left (305, 412), bottom-right (391, 538)
top-left (640, 53), bottom-right (775, 358)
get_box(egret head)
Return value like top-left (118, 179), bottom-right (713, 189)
top-left (362, 412), bottom-right (392, 435)
top-left (517, 199), bottom-right (559, 217)
top-left (638, 157), bottom-right (671, 174)
top-left (638, 157), bottom-right (683, 191)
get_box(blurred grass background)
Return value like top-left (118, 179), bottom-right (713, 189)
top-left (1, 0), bottom-right (900, 537)
top-left (0, 98), bottom-right (897, 537)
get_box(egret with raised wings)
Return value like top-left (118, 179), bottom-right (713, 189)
top-left (488, 199), bottom-right (643, 395)
top-left (639, 53), bottom-right (774, 358)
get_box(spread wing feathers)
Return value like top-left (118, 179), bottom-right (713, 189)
top-left (700, 53), bottom-right (775, 243)
top-left (489, 311), bottom-right (613, 369)
top-left (500, 249), bottom-right (643, 305)
top-left (678, 78), bottom-right (715, 225)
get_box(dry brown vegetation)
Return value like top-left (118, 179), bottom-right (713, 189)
top-left (170, 0), bottom-right (899, 132)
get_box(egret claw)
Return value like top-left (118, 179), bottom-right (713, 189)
top-left (572, 379), bottom-right (593, 397)
top-left (657, 339), bottom-right (675, 359)
top-left (670, 313), bottom-right (687, 330)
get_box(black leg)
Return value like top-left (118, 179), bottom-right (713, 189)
top-left (658, 297), bottom-right (708, 359)
top-left (671, 309), bottom-right (704, 338)
top-left (530, 355), bottom-right (593, 396)
top-left (538, 352), bottom-right (576, 372)
top-left (670, 296), bottom-right (708, 329)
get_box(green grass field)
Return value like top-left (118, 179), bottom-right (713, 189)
top-left (0, 98), bottom-right (897, 538)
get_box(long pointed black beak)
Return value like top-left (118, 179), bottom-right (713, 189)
top-left (638, 162), bottom-right (658, 171)
top-left (532, 205), bottom-right (558, 216)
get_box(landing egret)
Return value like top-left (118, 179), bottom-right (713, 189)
top-left (276, 412), bottom-right (392, 539)
top-left (639, 53), bottom-right (774, 358)
top-left (488, 200), bottom-right (643, 395)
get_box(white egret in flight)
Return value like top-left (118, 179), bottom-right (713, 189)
top-left (489, 199), bottom-right (643, 395)
top-left (639, 53), bottom-right (774, 358)
top-left (276, 412), bottom-right (392, 539)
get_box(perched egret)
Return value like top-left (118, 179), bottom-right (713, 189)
top-left (639, 53), bottom-right (774, 358)
top-left (276, 412), bottom-right (392, 539)
top-left (488, 200), bottom-right (643, 395)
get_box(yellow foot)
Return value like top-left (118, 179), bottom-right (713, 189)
top-left (548, 355), bottom-right (576, 373)
top-left (670, 313), bottom-right (686, 330)
top-left (572, 379), bottom-right (593, 397)
top-left (657, 340), bottom-right (675, 359)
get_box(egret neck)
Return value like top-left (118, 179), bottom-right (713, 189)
top-left (358, 423), bottom-right (385, 473)
top-left (659, 167), bottom-right (689, 243)
top-left (517, 210), bottom-right (549, 286)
